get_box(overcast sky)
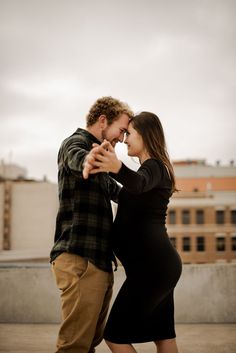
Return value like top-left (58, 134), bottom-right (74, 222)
top-left (0, 0), bottom-right (235, 181)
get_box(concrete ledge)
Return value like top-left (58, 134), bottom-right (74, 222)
top-left (0, 249), bottom-right (50, 262)
top-left (0, 263), bottom-right (235, 323)
top-left (1, 323), bottom-right (236, 353)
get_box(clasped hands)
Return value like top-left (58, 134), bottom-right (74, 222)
top-left (83, 140), bottom-right (122, 179)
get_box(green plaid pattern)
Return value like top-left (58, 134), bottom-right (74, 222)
top-left (50, 128), bottom-right (120, 272)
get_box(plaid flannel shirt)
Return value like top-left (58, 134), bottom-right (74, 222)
top-left (50, 128), bottom-right (121, 272)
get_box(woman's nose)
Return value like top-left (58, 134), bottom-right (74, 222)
top-left (119, 131), bottom-right (125, 142)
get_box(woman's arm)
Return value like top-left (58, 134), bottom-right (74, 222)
top-left (84, 140), bottom-right (163, 194)
top-left (110, 160), bottom-right (162, 194)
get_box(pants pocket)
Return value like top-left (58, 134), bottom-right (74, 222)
top-left (52, 252), bottom-right (88, 291)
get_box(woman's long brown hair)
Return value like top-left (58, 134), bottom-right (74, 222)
top-left (131, 112), bottom-right (177, 193)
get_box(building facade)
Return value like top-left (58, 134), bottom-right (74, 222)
top-left (0, 160), bottom-right (236, 264)
top-left (167, 160), bottom-right (236, 264)
top-left (0, 163), bottom-right (58, 252)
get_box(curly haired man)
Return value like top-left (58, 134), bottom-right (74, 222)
top-left (50, 97), bottom-right (133, 353)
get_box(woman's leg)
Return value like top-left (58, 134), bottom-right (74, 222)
top-left (105, 340), bottom-right (137, 353)
top-left (154, 338), bottom-right (179, 353)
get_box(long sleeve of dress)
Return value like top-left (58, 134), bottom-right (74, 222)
top-left (110, 159), bottom-right (163, 195)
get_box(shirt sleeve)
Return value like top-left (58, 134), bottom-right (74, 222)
top-left (58, 137), bottom-right (89, 175)
top-left (110, 159), bottom-right (163, 194)
top-left (67, 141), bottom-right (88, 173)
top-left (108, 176), bottom-right (122, 203)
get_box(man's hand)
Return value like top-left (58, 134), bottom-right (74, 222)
top-left (82, 140), bottom-right (122, 179)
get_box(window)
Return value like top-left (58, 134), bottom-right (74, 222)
top-left (196, 236), bottom-right (205, 251)
top-left (216, 210), bottom-right (225, 224)
top-left (169, 237), bottom-right (176, 248)
top-left (196, 210), bottom-right (204, 224)
top-left (231, 210), bottom-right (236, 224)
top-left (169, 210), bottom-right (176, 224)
top-left (216, 237), bottom-right (225, 251)
top-left (182, 210), bottom-right (190, 224)
top-left (232, 237), bottom-right (236, 251)
top-left (182, 237), bottom-right (191, 251)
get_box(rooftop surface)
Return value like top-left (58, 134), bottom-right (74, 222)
top-left (0, 323), bottom-right (235, 353)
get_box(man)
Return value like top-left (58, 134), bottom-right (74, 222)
top-left (50, 96), bottom-right (133, 353)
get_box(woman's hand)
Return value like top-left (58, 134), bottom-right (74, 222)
top-left (90, 140), bottom-right (122, 174)
top-left (83, 140), bottom-right (122, 179)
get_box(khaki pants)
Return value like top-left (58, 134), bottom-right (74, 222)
top-left (52, 253), bottom-right (113, 353)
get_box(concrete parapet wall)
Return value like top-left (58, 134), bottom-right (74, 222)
top-left (174, 263), bottom-right (236, 323)
top-left (0, 263), bottom-right (235, 323)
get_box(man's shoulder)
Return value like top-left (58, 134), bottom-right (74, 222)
top-left (60, 128), bottom-right (90, 149)
top-left (65, 128), bottom-right (88, 141)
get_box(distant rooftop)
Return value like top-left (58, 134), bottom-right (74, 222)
top-left (173, 159), bottom-right (235, 166)
top-left (173, 159), bottom-right (236, 178)
top-left (0, 161), bottom-right (50, 182)
top-left (0, 161), bottom-right (27, 180)
top-left (173, 159), bottom-right (207, 166)
top-left (176, 177), bottom-right (236, 192)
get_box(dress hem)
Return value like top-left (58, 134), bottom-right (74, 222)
top-left (104, 333), bottom-right (176, 344)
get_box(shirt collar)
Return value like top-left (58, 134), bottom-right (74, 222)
top-left (75, 128), bottom-right (101, 145)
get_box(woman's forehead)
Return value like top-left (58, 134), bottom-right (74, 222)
top-left (127, 121), bottom-right (135, 130)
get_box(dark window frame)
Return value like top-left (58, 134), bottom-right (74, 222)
top-left (216, 210), bottom-right (225, 224)
top-left (196, 210), bottom-right (204, 224)
top-left (182, 210), bottom-right (190, 225)
top-left (231, 236), bottom-right (236, 251)
top-left (183, 236), bottom-right (191, 251)
top-left (169, 236), bottom-right (176, 248)
top-left (196, 236), bottom-right (205, 252)
top-left (216, 236), bottom-right (226, 252)
top-left (231, 210), bottom-right (236, 224)
top-left (169, 210), bottom-right (176, 224)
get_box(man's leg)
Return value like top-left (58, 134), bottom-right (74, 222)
top-left (52, 253), bottom-right (113, 353)
top-left (88, 270), bottom-right (113, 352)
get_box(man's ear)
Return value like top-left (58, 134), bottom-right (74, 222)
top-left (98, 115), bottom-right (108, 129)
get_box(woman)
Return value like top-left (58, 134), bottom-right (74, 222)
top-left (84, 112), bottom-right (182, 353)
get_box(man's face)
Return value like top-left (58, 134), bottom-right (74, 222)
top-left (102, 113), bottom-right (130, 147)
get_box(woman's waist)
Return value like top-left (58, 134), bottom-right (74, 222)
top-left (114, 216), bottom-right (167, 227)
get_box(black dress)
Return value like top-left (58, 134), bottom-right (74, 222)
top-left (104, 159), bottom-right (182, 344)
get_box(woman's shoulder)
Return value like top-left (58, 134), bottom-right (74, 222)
top-left (141, 158), bottom-right (165, 169)
top-left (141, 158), bottom-right (172, 185)
top-left (138, 158), bottom-right (165, 178)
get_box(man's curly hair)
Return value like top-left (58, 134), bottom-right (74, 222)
top-left (86, 96), bottom-right (133, 127)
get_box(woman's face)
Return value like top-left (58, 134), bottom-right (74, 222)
top-left (124, 123), bottom-right (145, 158)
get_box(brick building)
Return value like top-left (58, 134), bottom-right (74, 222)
top-left (167, 160), bottom-right (236, 264)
